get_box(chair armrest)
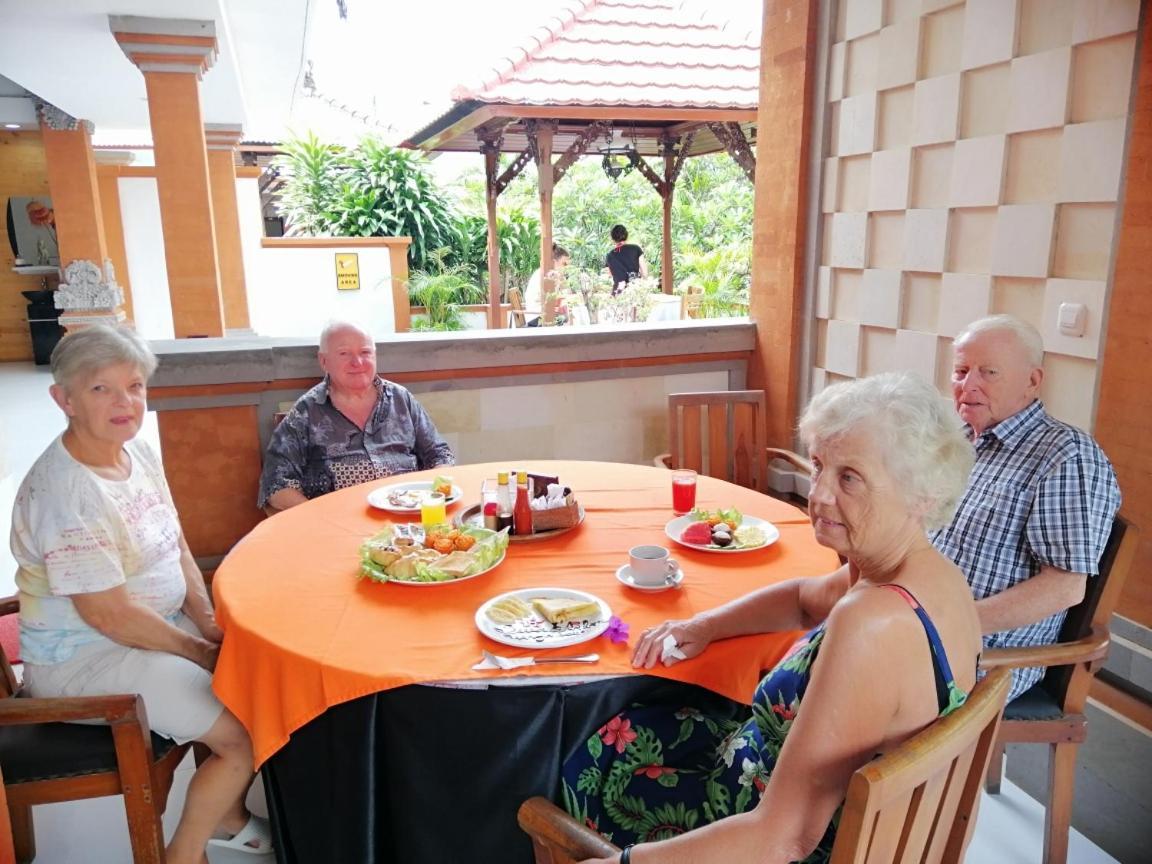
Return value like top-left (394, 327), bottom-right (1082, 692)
top-left (765, 448), bottom-right (813, 476)
top-left (653, 453), bottom-right (671, 469)
top-left (517, 797), bottom-right (619, 860)
top-left (0, 693), bottom-right (143, 726)
top-left (0, 596), bottom-right (18, 618)
top-left (979, 627), bottom-right (1110, 671)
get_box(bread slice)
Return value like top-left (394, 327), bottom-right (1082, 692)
top-left (531, 596), bottom-right (601, 626)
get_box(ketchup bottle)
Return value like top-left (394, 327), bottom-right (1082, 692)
top-left (513, 470), bottom-right (533, 536)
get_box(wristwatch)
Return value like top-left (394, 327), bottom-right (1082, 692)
top-left (620, 845), bottom-right (634, 864)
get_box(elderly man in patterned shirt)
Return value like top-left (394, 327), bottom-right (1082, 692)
top-left (930, 315), bottom-right (1120, 701)
top-left (258, 321), bottom-right (454, 514)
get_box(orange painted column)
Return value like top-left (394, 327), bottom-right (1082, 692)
top-left (747, 0), bottom-right (818, 448)
top-left (112, 19), bottom-right (225, 337)
top-left (38, 105), bottom-right (126, 327)
top-left (39, 121), bottom-right (107, 268)
top-left (205, 125), bottom-right (251, 331)
top-left (95, 156), bottom-right (136, 324)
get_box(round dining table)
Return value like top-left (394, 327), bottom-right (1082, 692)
top-left (211, 460), bottom-right (837, 863)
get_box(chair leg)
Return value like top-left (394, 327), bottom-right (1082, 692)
top-left (122, 781), bottom-right (167, 864)
top-left (985, 740), bottom-right (1005, 795)
top-left (1043, 742), bottom-right (1077, 864)
top-left (9, 803), bottom-right (34, 864)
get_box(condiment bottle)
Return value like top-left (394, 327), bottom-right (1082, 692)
top-left (513, 470), bottom-right (534, 536)
top-left (495, 470), bottom-right (514, 532)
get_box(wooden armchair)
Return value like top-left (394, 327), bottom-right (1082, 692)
top-left (0, 596), bottom-right (192, 863)
top-left (653, 391), bottom-right (768, 491)
top-left (519, 668), bottom-right (1011, 864)
top-left (979, 515), bottom-right (1138, 864)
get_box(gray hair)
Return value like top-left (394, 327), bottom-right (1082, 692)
top-left (319, 320), bottom-right (374, 353)
top-left (955, 314), bottom-right (1044, 368)
top-left (49, 325), bottom-right (157, 391)
top-left (799, 373), bottom-right (974, 531)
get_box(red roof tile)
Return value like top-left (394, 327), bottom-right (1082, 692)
top-left (450, 0), bottom-right (760, 111)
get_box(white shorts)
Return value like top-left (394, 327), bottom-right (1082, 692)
top-left (22, 614), bottom-right (225, 744)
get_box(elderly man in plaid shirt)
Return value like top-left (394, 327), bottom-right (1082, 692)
top-left (930, 315), bottom-right (1120, 701)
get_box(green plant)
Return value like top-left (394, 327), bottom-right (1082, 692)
top-left (272, 131), bottom-right (344, 236)
top-left (454, 209), bottom-right (541, 293)
top-left (407, 250), bottom-right (486, 332)
top-left (675, 246), bottom-right (750, 317)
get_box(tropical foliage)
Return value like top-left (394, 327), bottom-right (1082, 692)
top-left (406, 250), bottom-right (486, 332)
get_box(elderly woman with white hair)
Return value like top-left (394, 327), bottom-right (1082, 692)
top-left (563, 372), bottom-right (983, 864)
top-left (10, 325), bottom-right (271, 862)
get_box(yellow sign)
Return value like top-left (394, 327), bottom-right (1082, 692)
top-left (335, 253), bottom-right (360, 291)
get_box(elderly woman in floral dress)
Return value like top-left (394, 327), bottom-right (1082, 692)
top-left (564, 373), bottom-right (982, 864)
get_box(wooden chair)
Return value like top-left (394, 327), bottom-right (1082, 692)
top-left (654, 391), bottom-right (768, 491)
top-left (0, 596), bottom-right (192, 864)
top-left (507, 287), bottom-right (527, 328)
top-left (980, 515), bottom-right (1138, 864)
top-left (518, 668), bottom-right (1012, 864)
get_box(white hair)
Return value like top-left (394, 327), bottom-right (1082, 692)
top-left (49, 325), bottom-right (157, 391)
top-left (799, 372), bottom-right (974, 531)
top-left (955, 314), bottom-right (1043, 368)
top-left (319, 320), bottom-right (374, 353)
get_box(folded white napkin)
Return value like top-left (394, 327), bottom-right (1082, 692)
top-left (661, 634), bottom-right (687, 664)
top-left (530, 483), bottom-right (569, 511)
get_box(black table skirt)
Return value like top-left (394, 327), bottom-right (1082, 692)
top-left (261, 675), bottom-right (746, 864)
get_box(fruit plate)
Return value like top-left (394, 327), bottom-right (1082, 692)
top-left (664, 514), bottom-right (780, 553)
top-left (455, 503), bottom-right (586, 542)
top-left (476, 587), bottom-right (611, 649)
top-left (367, 480), bottom-right (463, 513)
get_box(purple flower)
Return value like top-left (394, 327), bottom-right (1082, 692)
top-left (605, 616), bottom-right (630, 644)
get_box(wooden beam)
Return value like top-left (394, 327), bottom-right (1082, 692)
top-left (709, 122), bottom-right (756, 183)
top-left (633, 153), bottom-right (666, 197)
top-left (494, 146), bottom-right (533, 196)
top-left (532, 121), bottom-right (558, 325)
top-left (411, 104), bottom-right (498, 152)
top-left (552, 121), bottom-right (611, 184)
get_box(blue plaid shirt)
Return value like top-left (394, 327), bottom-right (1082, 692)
top-left (930, 400), bottom-right (1120, 701)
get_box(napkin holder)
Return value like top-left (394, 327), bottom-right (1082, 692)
top-left (530, 491), bottom-right (581, 532)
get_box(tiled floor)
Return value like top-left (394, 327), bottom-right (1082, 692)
top-left (0, 360), bottom-right (1122, 863)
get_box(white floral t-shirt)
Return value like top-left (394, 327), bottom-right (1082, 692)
top-left (10, 436), bottom-right (186, 665)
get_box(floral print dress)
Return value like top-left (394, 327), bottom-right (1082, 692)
top-left (560, 584), bottom-right (967, 863)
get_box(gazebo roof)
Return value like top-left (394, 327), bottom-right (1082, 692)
top-left (401, 0), bottom-right (759, 157)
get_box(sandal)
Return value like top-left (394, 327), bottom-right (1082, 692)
top-left (206, 814), bottom-right (274, 857)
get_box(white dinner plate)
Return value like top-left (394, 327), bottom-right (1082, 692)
top-left (367, 480), bottom-right (463, 512)
top-left (664, 514), bottom-right (781, 553)
top-left (476, 587), bottom-right (611, 649)
top-left (381, 547), bottom-right (506, 587)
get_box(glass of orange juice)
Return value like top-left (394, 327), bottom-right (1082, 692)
top-left (420, 491), bottom-right (447, 529)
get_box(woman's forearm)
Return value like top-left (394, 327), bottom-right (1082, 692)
top-left (73, 590), bottom-right (217, 669)
top-left (179, 539), bottom-right (223, 642)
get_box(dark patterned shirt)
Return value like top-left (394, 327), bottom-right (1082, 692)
top-left (257, 377), bottom-right (454, 508)
top-left (930, 400), bottom-right (1120, 701)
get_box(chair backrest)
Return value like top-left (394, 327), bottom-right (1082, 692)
top-left (0, 597), bottom-right (18, 699)
top-left (831, 667), bottom-right (1012, 864)
top-left (507, 286), bottom-right (525, 311)
top-left (1042, 515), bottom-right (1138, 703)
top-left (668, 390), bottom-right (768, 491)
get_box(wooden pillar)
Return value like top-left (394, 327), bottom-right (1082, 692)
top-left (534, 122), bottom-right (556, 324)
top-left (481, 138), bottom-right (502, 328)
top-left (748, 0), bottom-right (818, 447)
top-left (205, 124), bottom-right (251, 332)
top-left (662, 152), bottom-right (675, 294)
top-left (111, 17), bottom-right (225, 338)
top-left (1095, 7), bottom-right (1152, 629)
top-left (38, 106), bottom-right (126, 328)
top-left (94, 153), bottom-right (136, 324)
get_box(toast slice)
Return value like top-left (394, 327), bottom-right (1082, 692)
top-left (531, 596), bottom-right (601, 626)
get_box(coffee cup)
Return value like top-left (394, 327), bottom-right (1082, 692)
top-left (629, 545), bottom-right (679, 586)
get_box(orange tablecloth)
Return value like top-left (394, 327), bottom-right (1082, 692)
top-left (211, 461), bottom-right (838, 766)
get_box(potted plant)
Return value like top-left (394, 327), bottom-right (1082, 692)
top-left (407, 251), bottom-right (486, 331)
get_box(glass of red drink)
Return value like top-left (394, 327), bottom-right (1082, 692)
top-left (671, 469), bottom-right (697, 514)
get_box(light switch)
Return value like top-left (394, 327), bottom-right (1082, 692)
top-left (1057, 302), bottom-right (1087, 337)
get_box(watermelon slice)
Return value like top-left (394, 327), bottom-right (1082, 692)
top-left (681, 521), bottom-right (713, 545)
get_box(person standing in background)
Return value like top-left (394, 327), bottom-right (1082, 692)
top-left (605, 224), bottom-right (648, 291)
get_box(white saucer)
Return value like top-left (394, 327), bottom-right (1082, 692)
top-left (615, 563), bottom-right (684, 592)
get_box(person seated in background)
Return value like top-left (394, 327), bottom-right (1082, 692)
top-left (258, 321), bottom-right (454, 514)
top-left (564, 373), bottom-right (981, 864)
top-left (604, 224), bottom-right (648, 291)
top-left (11, 325), bottom-right (271, 862)
top-left (932, 314), bottom-right (1120, 702)
top-left (524, 244), bottom-right (571, 326)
